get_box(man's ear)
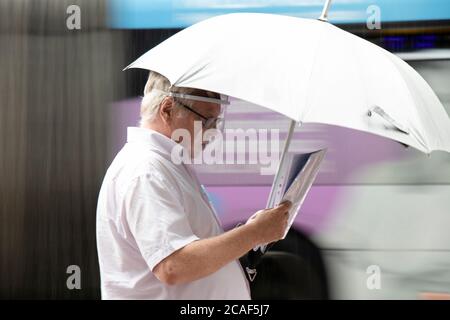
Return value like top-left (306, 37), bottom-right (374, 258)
top-left (159, 97), bottom-right (174, 124)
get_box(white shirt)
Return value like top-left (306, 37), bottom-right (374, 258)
top-left (96, 127), bottom-right (251, 300)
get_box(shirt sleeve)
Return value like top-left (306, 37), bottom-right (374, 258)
top-left (123, 170), bottom-right (200, 271)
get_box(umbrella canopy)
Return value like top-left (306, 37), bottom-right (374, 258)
top-left (125, 12), bottom-right (450, 154)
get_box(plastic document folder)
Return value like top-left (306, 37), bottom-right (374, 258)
top-left (256, 148), bottom-right (327, 252)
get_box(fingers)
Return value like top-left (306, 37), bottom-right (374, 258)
top-left (277, 200), bottom-right (292, 210)
top-left (252, 202), bottom-right (292, 243)
top-left (271, 201), bottom-right (292, 216)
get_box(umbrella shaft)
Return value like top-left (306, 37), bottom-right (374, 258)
top-left (266, 119), bottom-right (297, 208)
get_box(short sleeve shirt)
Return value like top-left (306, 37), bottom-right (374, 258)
top-left (96, 127), bottom-right (251, 300)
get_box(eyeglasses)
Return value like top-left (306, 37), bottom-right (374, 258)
top-left (175, 99), bottom-right (223, 130)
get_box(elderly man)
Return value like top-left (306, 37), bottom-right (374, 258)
top-left (96, 71), bottom-right (291, 299)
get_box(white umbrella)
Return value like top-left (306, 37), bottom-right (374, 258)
top-left (124, 2), bottom-right (450, 209)
top-left (125, 13), bottom-right (450, 153)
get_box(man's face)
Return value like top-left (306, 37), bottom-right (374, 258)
top-left (171, 99), bottom-right (221, 158)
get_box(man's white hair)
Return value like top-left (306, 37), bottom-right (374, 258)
top-left (139, 71), bottom-right (219, 127)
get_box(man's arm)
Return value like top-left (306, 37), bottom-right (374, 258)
top-left (153, 201), bottom-right (291, 285)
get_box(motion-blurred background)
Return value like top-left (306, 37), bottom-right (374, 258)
top-left (1, 0), bottom-right (449, 299)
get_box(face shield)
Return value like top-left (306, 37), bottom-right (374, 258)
top-left (166, 91), bottom-right (229, 132)
top-left (152, 89), bottom-right (229, 159)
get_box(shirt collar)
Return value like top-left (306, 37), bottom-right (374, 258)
top-left (127, 127), bottom-right (178, 158)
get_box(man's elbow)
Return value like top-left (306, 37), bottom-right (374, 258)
top-left (153, 259), bottom-right (183, 286)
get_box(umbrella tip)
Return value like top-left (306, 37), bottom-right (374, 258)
top-left (318, 0), bottom-right (333, 22)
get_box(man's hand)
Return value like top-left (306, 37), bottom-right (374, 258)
top-left (245, 201), bottom-right (292, 245)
